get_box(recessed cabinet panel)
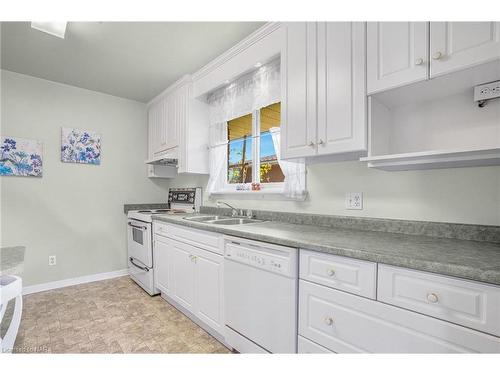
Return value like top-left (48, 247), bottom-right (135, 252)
top-left (430, 22), bottom-right (500, 77)
top-left (367, 22), bottom-right (429, 94)
top-left (170, 241), bottom-right (196, 311)
top-left (378, 265), bottom-right (500, 336)
top-left (154, 237), bottom-right (172, 294)
top-left (317, 22), bottom-right (367, 155)
top-left (298, 335), bottom-right (335, 353)
top-left (299, 280), bottom-right (500, 353)
top-left (282, 22), bottom-right (367, 160)
top-left (281, 22), bottom-right (317, 158)
top-left (194, 249), bottom-right (224, 334)
top-left (300, 249), bottom-right (376, 299)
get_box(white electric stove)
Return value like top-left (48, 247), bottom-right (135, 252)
top-left (127, 187), bottom-right (201, 295)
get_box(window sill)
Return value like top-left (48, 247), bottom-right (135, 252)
top-left (210, 189), bottom-right (284, 196)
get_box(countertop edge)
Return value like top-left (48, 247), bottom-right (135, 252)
top-left (152, 215), bottom-right (500, 287)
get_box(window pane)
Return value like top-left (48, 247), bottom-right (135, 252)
top-left (259, 103), bottom-right (284, 183)
top-left (227, 113), bottom-right (253, 184)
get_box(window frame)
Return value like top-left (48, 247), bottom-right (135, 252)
top-left (222, 104), bottom-right (284, 194)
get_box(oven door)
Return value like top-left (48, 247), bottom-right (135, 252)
top-left (127, 219), bottom-right (152, 270)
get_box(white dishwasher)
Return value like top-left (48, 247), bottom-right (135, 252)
top-left (224, 236), bottom-right (298, 353)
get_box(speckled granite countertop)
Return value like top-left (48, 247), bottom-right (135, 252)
top-left (152, 213), bottom-right (500, 286)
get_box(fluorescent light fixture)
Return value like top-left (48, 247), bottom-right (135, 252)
top-left (31, 22), bottom-right (67, 39)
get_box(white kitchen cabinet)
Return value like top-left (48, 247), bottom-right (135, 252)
top-left (154, 236), bottom-right (172, 295)
top-left (430, 22), bottom-right (500, 77)
top-left (367, 22), bottom-right (429, 94)
top-left (298, 336), bottom-right (335, 353)
top-left (377, 264), bottom-right (500, 336)
top-left (281, 22), bottom-right (367, 160)
top-left (148, 98), bottom-right (167, 157)
top-left (281, 22), bottom-right (317, 158)
top-left (154, 228), bottom-right (224, 337)
top-left (170, 239), bottom-right (196, 311)
top-left (299, 249), bottom-right (377, 299)
top-left (193, 247), bottom-right (224, 334)
top-left (299, 279), bottom-right (500, 353)
top-left (317, 22), bottom-right (367, 156)
top-left (147, 75), bottom-right (209, 177)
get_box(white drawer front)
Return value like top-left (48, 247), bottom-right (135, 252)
top-left (377, 265), bottom-right (500, 336)
top-left (299, 280), bottom-right (500, 353)
top-left (298, 336), bottom-right (335, 353)
top-left (155, 223), bottom-right (223, 255)
top-left (300, 249), bottom-right (377, 299)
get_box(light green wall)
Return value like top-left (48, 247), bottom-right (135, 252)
top-left (2, 70), bottom-right (499, 288)
top-left (1, 71), bottom-right (169, 286)
top-left (170, 156), bottom-right (500, 226)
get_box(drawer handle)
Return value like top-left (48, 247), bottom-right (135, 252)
top-left (324, 317), bottom-right (334, 326)
top-left (327, 269), bottom-right (335, 277)
top-left (426, 293), bottom-right (439, 303)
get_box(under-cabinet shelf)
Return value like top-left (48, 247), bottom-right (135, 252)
top-left (362, 61), bottom-right (500, 172)
top-left (360, 146), bottom-right (500, 171)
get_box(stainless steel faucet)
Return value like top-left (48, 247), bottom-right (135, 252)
top-left (216, 201), bottom-right (239, 217)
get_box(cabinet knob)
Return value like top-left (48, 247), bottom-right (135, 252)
top-left (324, 317), bottom-right (334, 326)
top-left (432, 51), bottom-right (443, 60)
top-left (318, 139), bottom-right (324, 145)
top-left (426, 292), bottom-right (439, 303)
top-left (415, 58), bottom-right (424, 65)
top-left (308, 141), bottom-right (315, 147)
top-left (327, 269), bottom-right (335, 277)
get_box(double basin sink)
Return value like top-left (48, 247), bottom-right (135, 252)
top-left (183, 215), bottom-right (264, 225)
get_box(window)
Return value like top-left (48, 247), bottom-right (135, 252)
top-left (226, 102), bottom-right (284, 188)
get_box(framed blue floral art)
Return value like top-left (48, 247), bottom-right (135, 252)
top-left (61, 128), bottom-right (101, 165)
top-left (0, 137), bottom-right (43, 177)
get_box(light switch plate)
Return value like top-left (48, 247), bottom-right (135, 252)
top-left (346, 192), bottom-right (363, 210)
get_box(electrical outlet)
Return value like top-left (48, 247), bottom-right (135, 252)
top-left (474, 80), bottom-right (500, 102)
top-left (48, 255), bottom-right (56, 266)
top-left (346, 192), bottom-right (363, 210)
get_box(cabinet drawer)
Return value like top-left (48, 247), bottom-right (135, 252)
top-left (299, 280), bottom-right (500, 353)
top-left (155, 223), bottom-right (223, 255)
top-left (298, 336), bottom-right (335, 353)
top-left (300, 249), bottom-right (377, 299)
top-left (378, 264), bottom-right (500, 336)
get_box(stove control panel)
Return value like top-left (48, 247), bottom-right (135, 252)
top-left (168, 187), bottom-right (201, 212)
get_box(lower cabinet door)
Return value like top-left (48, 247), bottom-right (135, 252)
top-left (154, 236), bottom-right (172, 294)
top-left (299, 280), bottom-right (500, 353)
top-left (170, 239), bottom-right (196, 311)
top-left (193, 248), bottom-right (224, 335)
top-left (298, 336), bottom-right (335, 353)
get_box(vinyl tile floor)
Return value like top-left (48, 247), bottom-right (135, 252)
top-left (10, 276), bottom-right (230, 354)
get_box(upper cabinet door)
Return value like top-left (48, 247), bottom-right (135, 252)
top-left (281, 22), bottom-right (318, 159)
top-left (166, 94), bottom-right (179, 150)
top-left (317, 22), bottom-right (367, 155)
top-left (430, 22), bottom-right (500, 77)
top-left (367, 22), bottom-right (429, 94)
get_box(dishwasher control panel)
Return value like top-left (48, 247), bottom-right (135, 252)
top-left (225, 240), bottom-right (294, 277)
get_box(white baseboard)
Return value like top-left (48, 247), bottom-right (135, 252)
top-left (22, 269), bottom-right (129, 295)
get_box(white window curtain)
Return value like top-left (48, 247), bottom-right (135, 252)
top-left (269, 127), bottom-right (307, 200)
top-left (205, 59), bottom-right (307, 200)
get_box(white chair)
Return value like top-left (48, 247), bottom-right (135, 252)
top-left (0, 275), bottom-right (23, 353)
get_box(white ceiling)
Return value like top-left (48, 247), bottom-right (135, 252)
top-left (1, 22), bottom-right (265, 102)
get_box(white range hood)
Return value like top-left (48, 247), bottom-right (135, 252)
top-left (145, 147), bottom-right (179, 167)
top-left (145, 148), bottom-right (179, 178)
